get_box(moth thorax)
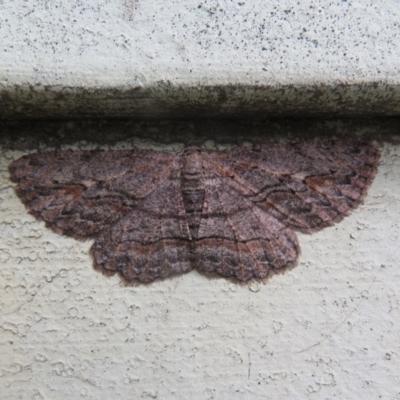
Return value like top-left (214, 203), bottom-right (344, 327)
top-left (181, 149), bottom-right (205, 238)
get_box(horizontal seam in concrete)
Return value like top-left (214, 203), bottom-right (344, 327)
top-left (1, 82), bottom-right (400, 119)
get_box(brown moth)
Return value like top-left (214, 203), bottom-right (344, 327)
top-left (9, 139), bottom-right (379, 283)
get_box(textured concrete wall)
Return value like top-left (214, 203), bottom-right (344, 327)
top-left (1, 121), bottom-right (399, 399)
top-left (2, 0), bottom-right (400, 117)
top-left (2, 0), bottom-right (400, 397)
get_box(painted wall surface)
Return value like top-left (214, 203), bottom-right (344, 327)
top-left (1, 0), bottom-right (400, 117)
top-left (1, 1), bottom-right (400, 396)
top-left (0, 123), bottom-right (399, 399)
top-left (2, 0), bottom-right (400, 85)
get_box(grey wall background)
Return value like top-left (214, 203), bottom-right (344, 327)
top-left (1, 0), bottom-right (400, 398)
top-left (1, 0), bottom-right (400, 118)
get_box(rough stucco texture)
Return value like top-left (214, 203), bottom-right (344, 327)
top-left (1, 134), bottom-right (400, 399)
top-left (2, 0), bottom-right (400, 117)
top-left (2, 0), bottom-right (400, 85)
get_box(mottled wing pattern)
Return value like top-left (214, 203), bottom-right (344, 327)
top-left (9, 150), bottom-right (193, 282)
top-left (91, 166), bottom-right (193, 282)
top-left (192, 139), bottom-right (379, 281)
top-left (9, 140), bottom-right (380, 283)
top-left (193, 170), bottom-right (299, 281)
top-left (207, 140), bottom-right (379, 233)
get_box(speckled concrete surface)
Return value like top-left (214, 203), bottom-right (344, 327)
top-left (0, 121), bottom-right (400, 399)
top-left (1, 0), bottom-right (400, 117)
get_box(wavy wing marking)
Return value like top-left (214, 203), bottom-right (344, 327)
top-left (207, 140), bottom-right (380, 233)
top-left (9, 139), bottom-right (380, 283)
top-left (9, 149), bottom-right (179, 238)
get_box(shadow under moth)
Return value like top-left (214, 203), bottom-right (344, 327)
top-left (9, 139), bottom-right (380, 283)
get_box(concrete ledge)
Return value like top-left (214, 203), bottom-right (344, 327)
top-left (1, 83), bottom-right (400, 119)
top-left (1, 1), bottom-right (400, 118)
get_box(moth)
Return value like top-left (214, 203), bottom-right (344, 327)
top-left (9, 139), bottom-right (379, 283)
